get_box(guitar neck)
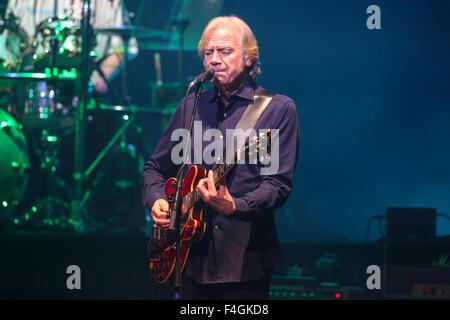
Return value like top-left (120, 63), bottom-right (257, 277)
top-left (182, 130), bottom-right (269, 213)
top-left (183, 160), bottom-right (237, 213)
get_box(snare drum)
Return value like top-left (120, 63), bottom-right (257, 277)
top-left (0, 108), bottom-right (30, 219)
top-left (32, 16), bottom-right (93, 70)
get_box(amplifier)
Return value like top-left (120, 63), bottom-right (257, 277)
top-left (380, 237), bottom-right (450, 297)
top-left (386, 207), bottom-right (436, 239)
top-left (269, 275), bottom-right (370, 300)
top-left (412, 283), bottom-right (450, 298)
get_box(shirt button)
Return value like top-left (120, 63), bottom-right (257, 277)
top-left (223, 113), bottom-right (227, 117)
top-left (214, 224), bottom-right (220, 230)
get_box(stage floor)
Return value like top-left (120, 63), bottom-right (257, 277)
top-left (0, 231), bottom-right (383, 300)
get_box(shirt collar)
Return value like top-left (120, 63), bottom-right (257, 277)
top-left (208, 77), bottom-right (258, 103)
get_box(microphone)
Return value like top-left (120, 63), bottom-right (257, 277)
top-left (188, 68), bottom-right (214, 89)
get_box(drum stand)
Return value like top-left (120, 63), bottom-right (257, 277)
top-left (71, 0), bottom-right (91, 232)
top-left (121, 33), bottom-right (132, 106)
top-left (23, 128), bottom-right (74, 230)
top-left (69, 1), bottom-right (173, 232)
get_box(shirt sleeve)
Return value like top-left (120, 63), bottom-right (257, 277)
top-left (92, 0), bottom-right (127, 59)
top-left (107, 0), bottom-right (124, 55)
top-left (231, 98), bottom-right (300, 216)
top-left (141, 96), bottom-right (188, 209)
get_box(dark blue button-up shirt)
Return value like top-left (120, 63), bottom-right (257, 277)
top-left (142, 77), bottom-right (300, 284)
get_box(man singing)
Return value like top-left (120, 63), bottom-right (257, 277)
top-left (143, 15), bottom-right (300, 300)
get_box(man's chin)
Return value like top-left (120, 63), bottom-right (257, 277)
top-left (212, 77), bottom-right (229, 87)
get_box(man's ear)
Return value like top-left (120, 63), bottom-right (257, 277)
top-left (243, 53), bottom-right (253, 67)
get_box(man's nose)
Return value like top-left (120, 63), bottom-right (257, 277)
top-left (210, 51), bottom-right (222, 65)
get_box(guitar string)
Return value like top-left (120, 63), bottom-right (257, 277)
top-left (157, 133), bottom-right (267, 246)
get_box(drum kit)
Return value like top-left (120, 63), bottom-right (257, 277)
top-left (0, 10), bottom-right (171, 232)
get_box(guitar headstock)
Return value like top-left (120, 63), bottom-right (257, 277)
top-left (244, 129), bottom-right (272, 164)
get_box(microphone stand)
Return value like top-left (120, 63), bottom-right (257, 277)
top-left (168, 82), bottom-right (203, 300)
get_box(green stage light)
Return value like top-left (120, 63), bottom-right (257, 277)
top-left (30, 73), bottom-right (47, 79)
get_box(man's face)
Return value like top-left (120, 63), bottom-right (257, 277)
top-left (203, 25), bottom-right (253, 90)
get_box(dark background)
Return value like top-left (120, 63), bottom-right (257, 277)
top-left (122, 0), bottom-right (450, 242)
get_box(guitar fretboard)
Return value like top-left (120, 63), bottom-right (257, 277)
top-left (180, 130), bottom-right (270, 214)
top-left (182, 162), bottom-right (236, 213)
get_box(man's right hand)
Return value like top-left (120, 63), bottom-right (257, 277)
top-left (151, 199), bottom-right (170, 228)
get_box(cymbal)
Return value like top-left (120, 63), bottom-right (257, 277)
top-left (0, 72), bottom-right (77, 81)
top-left (87, 104), bottom-right (173, 117)
top-left (0, 72), bottom-right (49, 80)
top-left (95, 26), bottom-right (167, 39)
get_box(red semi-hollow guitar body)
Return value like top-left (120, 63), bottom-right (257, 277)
top-left (149, 165), bottom-right (207, 283)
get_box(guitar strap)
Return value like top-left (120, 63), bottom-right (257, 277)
top-left (234, 86), bottom-right (275, 134)
top-left (207, 86), bottom-right (275, 253)
top-left (214, 86), bottom-right (275, 169)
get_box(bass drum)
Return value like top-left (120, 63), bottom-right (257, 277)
top-left (0, 109), bottom-right (30, 220)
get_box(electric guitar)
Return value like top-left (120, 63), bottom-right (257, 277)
top-left (148, 129), bottom-right (272, 283)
